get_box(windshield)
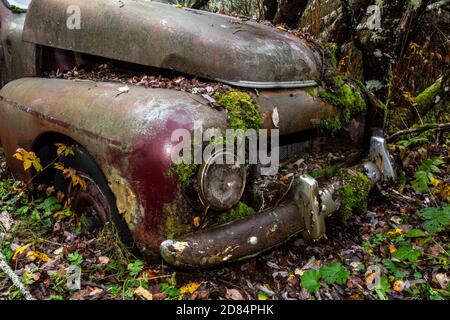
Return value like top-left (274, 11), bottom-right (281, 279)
top-left (7, 0), bottom-right (31, 10)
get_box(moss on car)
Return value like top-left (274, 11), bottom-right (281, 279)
top-left (318, 75), bottom-right (366, 135)
top-left (338, 169), bottom-right (372, 224)
top-left (218, 202), bottom-right (255, 224)
top-left (214, 91), bottom-right (263, 131)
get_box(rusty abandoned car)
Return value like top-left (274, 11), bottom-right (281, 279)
top-left (0, 0), bottom-right (396, 268)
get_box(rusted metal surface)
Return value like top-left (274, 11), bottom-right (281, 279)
top-left (0, 5), bottom-right (36, 86)
top-left (160, 202), bottom-right (305, 268)
top-left (0, 77), bottom-right (227, 257)
top-left (252, 89), bottom-right (339, 135)
top-left (23, 0), bottom-right (322, 88)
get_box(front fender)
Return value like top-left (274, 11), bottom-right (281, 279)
top-left (0, 77), bottom-right (226, 254)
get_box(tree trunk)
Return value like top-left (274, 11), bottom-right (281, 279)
top-left (326, 0), bottom-right (371, 56)
top-left (355, 0), bottom-right (431, 103)
top-left (263, 0), bottom-right (279, 21)
top-left (273, 0), bottom-right (309, 28)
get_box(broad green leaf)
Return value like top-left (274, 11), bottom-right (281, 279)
top-left (319, 262), bottom-right (350, 285)
top-left (301, 269), bottom-right (321, 293)
top-left (127, 259), bottom-right (144, 277)
top-left (417, 205), bottom-right (450, 233)
top-left (405, 229), bottom-right (426, 238)
top-left (392, 243), bottom-right (421, 262)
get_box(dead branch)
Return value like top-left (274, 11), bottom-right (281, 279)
top-left (387, 122), bottom-right (450, 143)
top-left (0, 251), bottom-right (35, 300)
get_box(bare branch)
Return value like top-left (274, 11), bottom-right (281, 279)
top-left (387, 123), bottom-right (450, 143)
top-left (0, 251), bottom-right (35, 300)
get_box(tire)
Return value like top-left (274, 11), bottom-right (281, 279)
top-left (37, 144), bottom-right (136, 251)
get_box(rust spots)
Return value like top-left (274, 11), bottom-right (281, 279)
top-left (108, 171), bottom-right (139, 231)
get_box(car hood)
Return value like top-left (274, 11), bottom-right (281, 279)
top-left (23, 0), bottom-right (321, 88)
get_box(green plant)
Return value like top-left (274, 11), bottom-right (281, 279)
top-left (10, 5), bottom-right (22, 14)
top-left (397, 135), bottom-right (428, 148)
top-left (311, 165), bottom-right (338, 179)
top-left (416, 205), bottom-right (450, 233)
top-left (374, 276), bottom-right (391, 300)
top-left (67, 252), bottom-right (84, 266)
top-left (159, 274), bottom-right (182, 300)
top-left (392, 243), bottom-right (421, 262)
top-left (319, 262), bottom-right (351, 285)
top-left (218, 202), bottom-right (255, 223)
top-left (127, 259), bottom-right (144, 277)
top-left (301, 269), bottom-right (321, 293)
top-left (412, 156), bottom-right (444, 193)
top-left (301, 262), bottom-right (351, 293)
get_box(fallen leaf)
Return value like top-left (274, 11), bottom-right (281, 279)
top-left (180, 282), bottom-right (201, 295)
top-left (225, 288), bottom-right (244, 300)
top-left (46, 186), bottom-right (55, 196)
top-left (53, 247), bottom-right (64, 255)
top-left (151, 292), bottom-right (167, 300)
top-left (393, 280), bottom-right (404, 292)
top-left (193, 216), bottom-right (201, 228)
top-left (88, 287), bottom-right (104, 297)
top-left (365, 271), bottom-right (377, 287)
top-left (276, 24), bottom-right (288, 31)
top-left (389, 245), bottom-right (397, 254)
top-left (280, 173), bottom-right (294, 181)
top-left (97, 256), bottom-right (110, 265)
top-left (134, 286), bottom-right (153, 300)
top-left (434, 273), bottom-right (449, 289)
top-left (26, 251), bottom-right (50, 262)
top-left (12, 243), bottom-right (31, 261)
top-left (387, 228), bottom-right (404, 237)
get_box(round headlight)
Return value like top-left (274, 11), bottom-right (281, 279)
top-left (198, 149), bottom-right (246, 211)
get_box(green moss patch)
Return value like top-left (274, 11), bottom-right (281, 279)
top-left (415, 78), bottom-right (442, 108)
top-left (168, 162), bottom-right (199, 188)
top-left (311, 165), bottom-right (338, 179)
top-left (338, 170), bottom-right (372, 224)
top-left (218, 202), bottom-right (255, 224)
top-left (323, 42), bottom-right (339, 68)
top-left (164, 202), bottom-right (194, 239)
top-left (319, 76), bottom-right (366, 135)
top-left (214, 91), bottom-right (263, 131)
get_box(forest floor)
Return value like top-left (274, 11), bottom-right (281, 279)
top-left (0, 133), bottom-right (448, 300)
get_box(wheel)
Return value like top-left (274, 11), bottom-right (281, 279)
top-left (36, 144), bottom-right (136, 250)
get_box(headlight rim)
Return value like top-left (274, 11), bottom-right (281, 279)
top-left (197, 148), bottom-right (247, 212)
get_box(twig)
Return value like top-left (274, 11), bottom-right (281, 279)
top-left (275, 175), bottom-right (295, 207)
top-left (0, 251), bottom-right (35, 300)
top-left (387, 122), bottom-right (450, 143)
